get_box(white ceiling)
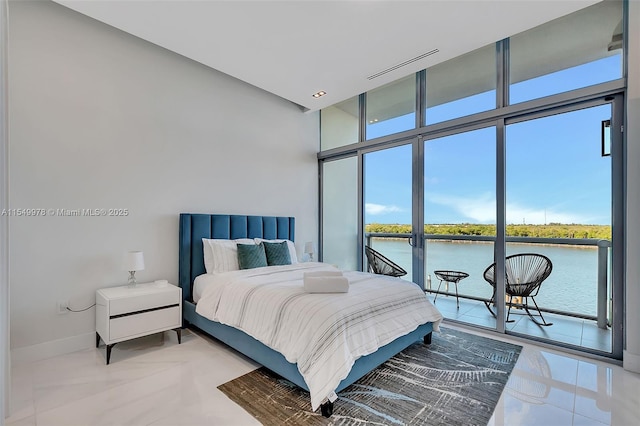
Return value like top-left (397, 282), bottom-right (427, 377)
top-left (53, 0), bottom-right (602, 112)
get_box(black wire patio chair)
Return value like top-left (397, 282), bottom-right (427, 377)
top-left (483, 253), bottom-right (554, 326)
top-left (365, 246), bottom-right (407, 278)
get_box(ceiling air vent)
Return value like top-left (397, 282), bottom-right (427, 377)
top-left (367, 49), bottom-right (439, 80)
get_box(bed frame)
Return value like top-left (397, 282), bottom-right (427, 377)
top-left (178, 213), bottom-right (433, 417)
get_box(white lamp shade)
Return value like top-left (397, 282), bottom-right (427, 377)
top-left (124, 251), bottom-right (145, 271)
top-left (304, 242), bottom-right (315, 255)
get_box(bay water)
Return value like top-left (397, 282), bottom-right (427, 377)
top-left (371, 238), bottom-right (604, 317)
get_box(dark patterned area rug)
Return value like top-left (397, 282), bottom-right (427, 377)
top-left (218, 328), bottom-right (521, 425)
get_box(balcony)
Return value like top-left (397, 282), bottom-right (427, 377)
top-left (365, 233), bottom-right (612, 353)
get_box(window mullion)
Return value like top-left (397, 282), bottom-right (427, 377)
top-left (358, 93), bottom-right (366, 143)
top-left (497, 38), bottom-right (509, 109)
top-left (416, 70), bottom-right (426, 128)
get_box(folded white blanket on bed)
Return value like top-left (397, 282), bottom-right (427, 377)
top-left (303, 272), bottom-right (349, 293)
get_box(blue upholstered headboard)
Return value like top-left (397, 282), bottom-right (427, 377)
top-left (179, 214), bottom-right (295, 302)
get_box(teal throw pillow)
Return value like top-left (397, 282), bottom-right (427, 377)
top-left (263, 241), bottom-right (292, 266)
top-left (237, 243), bottom-right (268, 269)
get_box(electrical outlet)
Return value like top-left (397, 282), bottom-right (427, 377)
top-left (57, 300), bottom-right (69, 314)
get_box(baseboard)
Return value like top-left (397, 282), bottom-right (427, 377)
top-left (623, 349), bottom-right (640, 373)
top-left (11, 332), bottom-right (95, 365)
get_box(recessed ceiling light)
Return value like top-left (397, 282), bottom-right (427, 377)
top-left (312, 91), bottom-right (326, 98)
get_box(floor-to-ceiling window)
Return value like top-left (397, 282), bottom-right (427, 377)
top-left (320, 95), bottom-right (360, 270)
top-left (319, 0), bottom-right (625, 358)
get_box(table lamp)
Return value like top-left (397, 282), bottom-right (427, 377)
top-left (124, 251), bottom-right (145, 287)
top-left (304, 242), bottom-right (315, 261)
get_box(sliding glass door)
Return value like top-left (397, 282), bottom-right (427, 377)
top-left (504, 101), bottom-right (622, 355)
top-left (422, 127), bottom-right (497, 330)
top-left (363, 144), bottom-right (414, 281)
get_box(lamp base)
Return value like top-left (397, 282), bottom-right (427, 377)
top-left (127, 271), bottom-right (137, 287)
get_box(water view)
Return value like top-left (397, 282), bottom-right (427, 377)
top-left (370, 238), bottom-right (605, 317)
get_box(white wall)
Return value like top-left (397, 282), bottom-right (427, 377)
top-left (624, 0), bottom-right (640, 373)
top-left (7, 0), bottom-right (319, 358)
top-left (1, 0), bottom-right (9, 419)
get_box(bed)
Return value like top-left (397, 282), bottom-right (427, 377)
top-left (179, 213), bottom-right (443, 417)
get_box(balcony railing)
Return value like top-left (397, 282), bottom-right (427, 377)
top-left (365, 232), bottom-right (611, 329)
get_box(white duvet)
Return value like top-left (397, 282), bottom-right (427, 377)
top-left (195, 262), bottom-right (443, 411)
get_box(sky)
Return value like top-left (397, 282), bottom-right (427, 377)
top-left (364, 55), bottom-right (620, 226)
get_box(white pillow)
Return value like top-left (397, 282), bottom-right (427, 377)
top-left (253, 238), bottom-right (298, 263)
top-left (202, 238), bottom-right (255, 273)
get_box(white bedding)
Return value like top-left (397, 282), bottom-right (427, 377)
top-left (192, 274), bottom-right (210, 303)
top-left (195, 262), bottom-right (443, 411)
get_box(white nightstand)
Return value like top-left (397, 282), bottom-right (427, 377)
top-left (95, 282), bottom-right (182, 364)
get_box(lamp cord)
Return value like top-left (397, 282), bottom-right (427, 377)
top-left (66, 303), bottom-right (96, 313)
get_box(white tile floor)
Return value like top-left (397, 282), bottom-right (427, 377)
top-left (6, 326), bottom-right (640, 426)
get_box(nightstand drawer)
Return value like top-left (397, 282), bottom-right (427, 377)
top-left (109, 305), bottom-right (181, 341)
top-left (109, 290), bottom-right (178, 316)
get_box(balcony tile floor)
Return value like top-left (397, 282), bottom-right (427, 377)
top-left (428, 293), bottom-right (612, 353)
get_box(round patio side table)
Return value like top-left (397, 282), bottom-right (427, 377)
top-left (433, 270), bottom-right (469, 309)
